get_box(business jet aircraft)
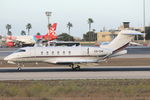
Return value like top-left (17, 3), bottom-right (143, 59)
top-left (5, 23), bottom-right (58, 47)
top-left (4, 30), bottom-right (143, 70)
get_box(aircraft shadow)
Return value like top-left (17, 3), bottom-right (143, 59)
top-left (0, 67), bottom-right (150, 72)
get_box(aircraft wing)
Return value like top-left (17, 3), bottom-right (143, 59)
top-left (43, 59), bottom-right (98, 64)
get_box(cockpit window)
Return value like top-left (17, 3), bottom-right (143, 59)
top-left (14, 49), bottom-right (26, 53)
top-left (18, 49), bottom-right (26, 52)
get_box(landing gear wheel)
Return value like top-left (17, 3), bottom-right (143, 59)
top-left (70, 64), bottom-right (80, 71)
top-left (17, 63), bottom-right (24, 71)
top-left (74, 65), bottom-right (80, 71)
top-left (17, 67), bottom-right (22, 71)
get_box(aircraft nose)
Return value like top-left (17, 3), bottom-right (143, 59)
top-left (4, 56), bottom-right (11, 61)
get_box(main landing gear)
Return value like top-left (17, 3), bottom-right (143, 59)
top-left (69, 64), bottom-right (81, 71)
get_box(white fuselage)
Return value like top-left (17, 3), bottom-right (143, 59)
top-left (4, 46), bottom-right (112, 64)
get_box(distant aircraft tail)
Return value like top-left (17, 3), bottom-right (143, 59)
top-left (44, 23), bottom-right (58, 40)
top-left (34, 23), bottom-right (58, 41)
top-left (48, 23), bottom-right (57, 35)
top-left (101, 30), bottom-right (143, 53)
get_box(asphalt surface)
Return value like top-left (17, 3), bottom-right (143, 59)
top-left (127, 46), bottom-right (150, 54)
top-left (0, 66), bottom-right (150, 80)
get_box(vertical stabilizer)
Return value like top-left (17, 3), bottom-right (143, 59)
top-left (100, 30), bottom-right (143, 51)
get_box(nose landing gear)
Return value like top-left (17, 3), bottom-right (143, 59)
top-left (17, 63), bottom-right (24, 71)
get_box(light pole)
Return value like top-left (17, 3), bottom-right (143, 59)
top-left (45, 11), bottom-right (52, 29)
top-left (143, 0), bottom-right (146, 42)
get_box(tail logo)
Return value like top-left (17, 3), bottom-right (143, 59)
top-left (48, 23), bottom-right (57, 37)
top-left (34, 23), bottom-right (58, 41)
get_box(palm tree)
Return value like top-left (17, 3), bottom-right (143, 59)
top-left (7, 31), bottom-right (12, 36)
top-left (21, 30), bottom-right (26, 36)
top-left (26, 23), bottom-right (32, 35)
top-left (67, 22), bottom-right (73, 34)
top-left (6, 24), bottom-right (12, 35)
top-left (87, 18), bottom-right (94, 31)
top-left (0, 35), bottom-right (2, 39)
top-left (36, 32), bottom-right (41, 35)
top-left (48, 24), bottom-right (52, 29)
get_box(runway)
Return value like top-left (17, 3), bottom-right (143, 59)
top-left (0, 66), bottom-right (150, 80)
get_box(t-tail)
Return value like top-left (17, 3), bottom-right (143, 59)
top-left (101, 30), bottom-right (144, 55)
top-left (34, 23), bottom-right (58, 41)
top-left (44, 23), bottom-right (58, 40)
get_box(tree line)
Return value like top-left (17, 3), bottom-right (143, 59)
top-left (4, 18), bottom-right (96, 41)
top-left (6, 23), bottom-right (32, 36)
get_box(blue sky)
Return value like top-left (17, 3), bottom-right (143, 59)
top-left (0, 0), bottom-right (150, 37)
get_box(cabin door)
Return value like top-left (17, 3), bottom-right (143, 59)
top-left (87, 48), bottom-right (90, 55)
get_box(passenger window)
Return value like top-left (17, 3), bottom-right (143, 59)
top-left (41, 51), bottom-right (43, 55)
top-left (52, 51), bottom-right (54, 55)
top-left (63, 51), bottom-right (65, 55)
top-left (57, 51), bottom-right (60, 55)
top-left (68, 51), bottom-right (71, 55)
top-left (46, 51), bottom-right (49, 55)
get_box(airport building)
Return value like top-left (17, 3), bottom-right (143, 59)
top-left (97, 22), bottom-right (150, 44)
top-left (97, 31), bottom-right (117, 42)
top-left (97, 22), bottom-right (131, 43)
